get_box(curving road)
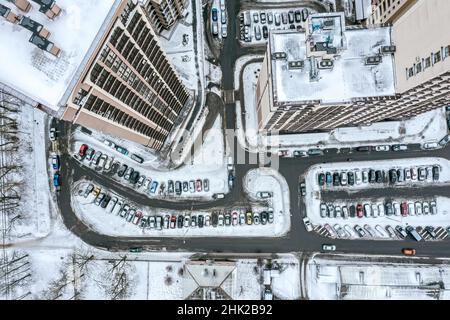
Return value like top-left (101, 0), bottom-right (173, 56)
top-left (55, 0), bottom-right (450, 257)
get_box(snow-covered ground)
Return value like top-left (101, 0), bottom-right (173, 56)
top-left (270, 257), bottom-right (301, 300)
top-left (305, 254), bottom-right (450, 300)
top-left (72, 178), bottom-right (283, 238)
top-left (0, 0), bottom-right (118, 111)
top-left (243, 168), bottom-right (291, 237)
top-left (238, 60), bottom-right (449, 153)
top-left (232, 260), bottom-right (262, 300)
top-left (303, 158), bottom-right (450, 239)
top-left (0, 98), bottom-right (52, 242)
top-left (71, 115), bottom-right (229, 201)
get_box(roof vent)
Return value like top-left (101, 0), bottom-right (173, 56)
top-left (365, 55), bottom-right (382, 65)
top-left (380, 45), bottom-right (396, 54)
top-left (272, 52), bottom-right (287, 60)
top-left (318, 59), bottom-right (334, 69)
top-left (288, 60), bottom-right (304, 69)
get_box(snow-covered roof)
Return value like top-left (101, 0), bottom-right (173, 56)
top-left (0, 0), bottom-right (121, 112)
top-left (269, 14), bottom-right (396, 106)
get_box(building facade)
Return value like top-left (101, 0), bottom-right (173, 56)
top-left (255, 3), bottom-right (450, 134)
top-left (368, 0), bottom-right (417, 25)
top-left (142, 0), bottom-right (187, 34)
top-left (63, 0), bottom-right (191, 150)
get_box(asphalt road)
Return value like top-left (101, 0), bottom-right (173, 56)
top-left (54, 1), bottom-right (450, 257)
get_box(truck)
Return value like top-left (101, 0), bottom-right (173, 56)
top-left (406, 226), bottom-right (422, 241)
top-left (243, 11), bottom-right (251, 26)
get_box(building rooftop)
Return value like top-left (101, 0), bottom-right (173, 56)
top-left (0, 0), bottom-right (120, 112)
top-left (270, 13), bottom-right (396, 106)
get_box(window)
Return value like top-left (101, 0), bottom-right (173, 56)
top-left (407, 67), bottom-right (414, 78)
top-left (444, 45), bottom-right (450, 59)
top-left (434, 51), bottom-right (441, 64)
top-left (425, 57), bottom-right (431, 69)
top-left (415, 62), bottom-right (422, 74)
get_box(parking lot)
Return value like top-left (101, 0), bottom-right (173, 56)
top-left (302, 158), bottom-right (450, 241)
top-left (72, 181), bottom-right (279, 237)
top-left (72, 140), bottom-right (229, 200)
top-left (238, 8), bottom-right (314, 45)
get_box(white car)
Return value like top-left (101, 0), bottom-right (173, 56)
top-left (322, 244), bottom-right (336, 251)
top-left (423, 142), bottom-right (438, 149)
top-left (423, 202), bottom-right (430, 215)
top-left (334, 224), bottom-right (346, 238)
top-left (221, 24), bottom-right (227, 38)
top-left (324, 224), bottom-right (337, 238)
top-left (415, 202), bottom-right (423, 215)
top-left (49, 127), bottom-right (56, 141)
top-left (340, 172), bottom-right (348, 186)
top-left (371, 204), bottom-right (379, 217)
top-left (355, 170), bottom-right (362, 185)
top-left (362, 171), bottom-right (369, 183)
top-left (344, 225), bottom-right (356, 237)
top-left (375, 225), bottom-right (388, 238)
top-left (103, 139), bottom-right (115, 148)
top-left (430, 201), bottom-right (437, 215)
top-left (342, 206), bottom-right (349, 219)
top-left (320, 204), bottom-right (327, 218)
top-left (393, 202), bottom-right (401, 216)
top-left (377, 204), bottom-right (385, 217)
top-left (303, 217), bottom-right (313, 232)
top-left (375, 145), bottom-right (390, 152)
top-left (256, 191), bottom-right (272, 199)
top-left (220, 0), bottom-right (225, 10)
top-left (408, 202), bottom-right (415, 216)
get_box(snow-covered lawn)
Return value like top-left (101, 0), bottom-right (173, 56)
top-left (305, 254), bottom-right (450, 300)
top-left (71, 115), bottom-right (229, 201)
top-left (243, 168), bottom-right (291, 237)
top-left (232, 260), bottom-right (262, 300)
top-left (238, 60), bottom-right (448, 153)
top-left (303, 158), bottom-right (450, 239)
top-left (0, 98), bottom-right (52, 242)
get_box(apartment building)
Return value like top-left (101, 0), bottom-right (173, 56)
top-left (142, 0), bottom-right (187, 33)
top-left (63, 0), bottom-right (191, 150)
top-left (255, 2), bottom-right (450, 134)
top-left (368, 0), bottom-right (417, 25)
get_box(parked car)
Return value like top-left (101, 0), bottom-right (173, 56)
top-left (257, 191), bottom-right (272, 199)
top-left (318, 173), bottom-right (325, 186)
top-left (100, 195), bottom-right (111, 209)
top-left (203, 179), bottom-right (209, 192)
top-left (348, 172), bottom-right (355, 186)
top-left (400, 202), bottom-right (409, 217)
top-left (251, 212), bottom-right (259, 225)
top-left (353, 225), bottom-right (365, 237)
top-left (91, 151), bottom-right (102, 165)
top-left (406, 226), bottom-right (422, 241)
top-left (393, 202), bottom-right (401, 216)
top-left (85, 148), bottom-right (95, 161)
top-left (325, 172), bottom-right (332, 186)
top-left (423, 202), bottom-right (430, 215)
top-left (117, 164), bottom-right (128, 177)
top-left (320, 204), bottom-right (328, 218)
top-left (123, 167), bottom-right (134, 180)
top-left (184, 215), bottom-right (190, 228)
top-left (254, 25), bottom-right (261, 40)
top-left (115, 146), bottom-right (129, 155)
top-left (177, 215), bottom-right (184, 228)
top-left (205, 214), bottom-right (211, 227)
top-left (139, 216), bottom-right (148, 228)
top-left (148, 215), bottom-right (156, 228)
top-left (333, 173), bottom-right (340, 186)
top-left (415, 202), bottom-right (423, 215)
top-left (132, 211), bottom-right (142, 225)
top-left (189, 180), bottom-right (195, 193)
top-left (182, 181), bottom-right (189, 193)
top-left (49, 127), bottom-right (57, 141)
top-left (433, 166), bottom-right (440, 181)
top-left (374, 145), bottom-right (390, 152)
top-left (246, 211), bottom-right (253, 225)
top-left (78, 144), bottom-right (88, 157)
top-left (196, 179), bottom-right (203, 192)
top-left (425, 226), bottom-right (437, 238)
top-left (392, 144), bottom-right (408, 151)
top-left (156, 216), bottom-right (162, 230)
top-left (198, 215), bottom-right (204, 228)
top-left (364, 204), bottom-right (371, 217)
top-left (260, 211), bottom-right (268, 225)
top-left (340, 172), bottom-right (348, 186)
top-left (262, 25), bottom-right (268, 39)
top-left (221, 24), bottom-right (227, 37)
top-left (149, 181), bottom-right (159, 194)
top-left (423, 142), bottom-right (438, 149)
top-left (129, 171), bottom-right (140, 184)
top-left (232, 211), bottom-right (238, 226)
top-left (385, 202), bottom-right (394, 216)
top-left (94, 192), bottom-right (105, 206)
top-left (418, 167), bottom-right (427, 181)
top-left (239, 212), bottom-right (245, 225)
top-left (364, 224), bottom-right (376, 238)
top-left (356, 146), bottom-right (370, 152)
top-left (356, 204), bottom-right (364, 218)
top-left (51, 154), bottom-right (60, 170)
top-left (303, 217), bottom-right (313, 232)
top-left (386, 226), bottom-right (397, 238)
top-left (299, 182), bottom-right (306, 196)
top-left (323, 224), bottom-right (337, 238)
top-left (294, 150), bottom-right (307, 158)
top-left (53, 173), bottom-right (61, 189)
top-left (218, 213), bottom-right (224, 227)
top-left (83, 184), bottom-right (94, 198)
top-left (175, 181), bottom-right (182, 195)
top-left (212, 8), bottom-right (218, 21)
top-left (334, 224), bottom-right (346, 238)
top-left (164, 215), bottom-right (170, 229)
top-left (395, 225), bottom-right (408, 238)
top-left (430, 201), bottom-right (437, 215)
top-left (268, 209), bottom-right (274, 224)
top-left (253, 12), bottom-right (259, 23)
top-left (170, 215), bottom-right (176, 228)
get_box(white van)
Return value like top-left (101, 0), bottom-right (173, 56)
top-left (227, 156), bottom-right (234, 170)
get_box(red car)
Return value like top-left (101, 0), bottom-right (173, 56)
top-left (170, 215), bottom-right (177, 228)
top-left (79, 144), bottom-right (88, 157)
top-left (400, 202), bottom-right (408, 217)
top-left (196, 179), bottom-right (202, 192)
top-left (356, 204), bottom-right (364, 218)
top-left (132, 211), bottom-right (142, 225)
top-left (278, 150), bottom-right (289, 157)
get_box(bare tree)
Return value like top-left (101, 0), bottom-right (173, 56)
top-left (101, 256), bottom-right (136, 300)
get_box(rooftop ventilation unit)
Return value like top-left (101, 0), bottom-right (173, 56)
top-left (318, 59), bottom-right (334, 69)
top-left (272, 52), bottom-right (287, 60)
top-left (288, 60), bottom-right (304, 69)
top-left (380, 45), bottom-right (396, 54)
top-left (309, 57), bottom-right (319, 81)
top-left (322, 19), bottom-right (335, 29)
top-left (365, 55), bottom-right (382, 65)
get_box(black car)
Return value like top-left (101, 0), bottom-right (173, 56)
top-left (288, 10), bottom-right (294, 23)
top-left (289, 24), bottom-right (295, 30)
top-left (100, 195), bottom-right (111, 208)
top-left (183, 181), bottom-right (189, 193)
top-left (293, 150), bottom-right (307, 158)
top-left (177, 215), bottom-right (184, 228)
top-left (425, 226), bottom-right (437, 238)
top-left (175, 181), bottom-right (182, 195)
top-left (389, 169), bottom-right (397, 183)
top-left (168, 180), bottom-right (174, 194)
top-left (212, 212), bottom-right (218, 227)
top-left (385, 203), bottom-right (394, 216)
top-left (294, 10), bottom-right (302, 23)
top-left (301, 8), bottom-right (309, 21)
top-left (347, 172), bottom-right (355, 186)
top-left (349, 205), bottom-right (356, 218)
top-left (110, 162), bottom-right (120, 175)
top-left (318, 173), bottom-right (325, 186)
top-left (357, 146), bottom-right (370, 152)
top-left (261, 211), bottom-right (268, 225)
top-left (375, 170), bottom-right (383, 183)
top-left (333, 172), bottom-right (340, 186)
top-left (433, 166), bottom-right (440, 180)
top-left (369, 170), bottom-right (376, 183)
top-left (117, 164), bottom-right (128, 177)
top-left (198, 215), bottom-right (204, 228)
top-left (130, 171), bottom-right (140, 184)
top-left (262, 26), bottom-right (268, 39)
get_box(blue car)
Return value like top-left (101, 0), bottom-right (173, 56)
top-left (149, 181), bottom-right (158, 194)
top-left (212, 8), bottom-right (218, 21)
top-left (53, 173), bottom-right (60, 187)
top-left (52, 154), bottom-right (60, 170)
top-left (115, 146), bottom-right (129, 155)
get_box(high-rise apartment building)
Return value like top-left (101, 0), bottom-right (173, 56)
top-left (0, 0), bottom-right (192, 151)
top-left (255, 2), bottom-right (450, 134)
top-left (142, 0), bottom-right (187, 34)
top-left (368, 0), bottom-right (417, 25)
top-left (63, 0), bottom-right (191, 150)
